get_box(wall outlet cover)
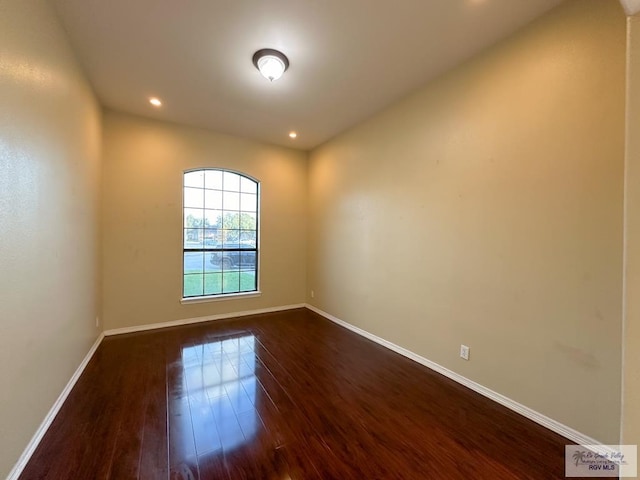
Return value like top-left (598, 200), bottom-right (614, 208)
top-left (460, 344), bottom-right (470, 360)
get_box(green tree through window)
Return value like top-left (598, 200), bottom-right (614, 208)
top-left (183, 169), bottom-right (259, 297)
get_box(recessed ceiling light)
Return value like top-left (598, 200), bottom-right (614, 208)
top-left (253, 49), bottom-right (289, 82)
top-left (149, 97), bottom-right (162, 107)
top-left (289, 132), bottom-right (297, 139)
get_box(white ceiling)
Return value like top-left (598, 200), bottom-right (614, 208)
top-left (51, 0), bottom-right (565, 150)
top-left (620, 0), bottom-right (640, 15)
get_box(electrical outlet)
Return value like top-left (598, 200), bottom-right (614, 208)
top-left (460, 344), bottom-right (470, 360)
top-left (311, 290), bottom-right (315, 298)
top-left (96, 316), bottom-right (100, 327)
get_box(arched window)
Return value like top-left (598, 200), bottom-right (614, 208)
top-left (183, 169), bottom-right (259, 298)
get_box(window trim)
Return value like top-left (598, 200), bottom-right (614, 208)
top-left (181, 168), bottom-right (260, 300)
top-left (180, 291), bottom-right (262, 305)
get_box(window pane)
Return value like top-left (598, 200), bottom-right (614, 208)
top-left (238, 231), bottom-right (256, 247)
top-left (209, 251), bottom-right (224, 270)
top-left (184, 229), bottom-right (203, 249)
top-left (184, 171), bottom-right (204, 188)
top-left (240, 271), bottom-right (256, 292)
top-left (205, 170), bottom-right (223, 190)
top-left (240, 176), bottom-right (257, 194)
top-left (238, 251), bottom-right (256, 269)
top-left (223, 191), bottom-right (240, 210)
top-left (204, 273), bottom-right (222, 295)
top-left (205, 252), bottom-right (221, 272)
top-left (223, 231), bottom-right (240, 246)
top-left (204, 228), bottom-right (218, 246)
top-left (240, 193), bottom-right (257, 212)
top-left (184, 208), bottom-right (204, 227)
top-left (222, 213), bottom-right (240, 230)
top-left (205, 189), bottom-right (222, 210)
top-left (223, 271), bottom-right (240, 293)
top-left (204, 209), bottom-right (223, 229)
top-left (184, 252), bottom-right (204, 273)
top-left (223, 172), bottom-right (240, 192)
top-left (184, 274), bottom-right (204, 297)
top-left (239, 212), bottom-right (257, 230)
top-left (184, 187), bottom-right (204, 208)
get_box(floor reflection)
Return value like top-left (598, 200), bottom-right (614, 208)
top-left (173, 333), bottom-right (258, 474)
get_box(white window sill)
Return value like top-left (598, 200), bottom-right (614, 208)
top-left (180, 291), bottom-right (262, 305)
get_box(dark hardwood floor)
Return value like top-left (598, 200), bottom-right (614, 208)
top-left (19, 308), bottom-right (594, 479)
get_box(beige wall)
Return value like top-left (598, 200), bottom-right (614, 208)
top-left (0, 0), bottom-right (102, 477)
top-left (102, 111), bottom-right (307, 330)
top-left (623, 14), bottom-right (640, 448)
top-left (308, 0), bottom-right (625, 443)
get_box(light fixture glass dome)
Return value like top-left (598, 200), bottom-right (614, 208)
top-left (253, 49), bottom-right (289, 82)
top-left (257, 55), bottom-right (285, 81)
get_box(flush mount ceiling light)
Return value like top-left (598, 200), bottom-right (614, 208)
top-left (149, 97), bottom-right (162, 107)
top-left (252, 48), bottom-right (289, 82)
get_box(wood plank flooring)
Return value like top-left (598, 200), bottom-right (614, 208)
top-left (19, 308), bottom-right (598, 479)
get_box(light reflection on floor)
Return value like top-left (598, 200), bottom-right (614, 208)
top-left (178, 334), bottom-right (258, 460)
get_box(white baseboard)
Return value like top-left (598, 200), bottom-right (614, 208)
top-left (7, 332), bottom-right (105, 480)
top-left (104, 303), bottom-right (306, 336)
top-left (304, 303), bottom-right (606, 448)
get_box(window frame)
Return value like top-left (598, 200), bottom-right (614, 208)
top-left (181, 168), bottom-right (260, 302)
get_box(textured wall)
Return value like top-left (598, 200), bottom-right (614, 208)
top-left (102, 111), bottom-right (307, 330)
top-left (623, 14), bottom-right (640, 449)
top-left (0, 0), bottom-right (102, 477)
top-left (308, 0), bottom-right (625, 443)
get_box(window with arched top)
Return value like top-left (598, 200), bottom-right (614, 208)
top-left (183, 169), bottom-right (259, 298)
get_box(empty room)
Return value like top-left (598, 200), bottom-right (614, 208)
top-left (2, 0), bottom-right (640, 478)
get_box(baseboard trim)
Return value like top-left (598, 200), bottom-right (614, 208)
top-left (104, 303), bottom-right (306, 337)
top-left (305, 303), bottom-right (605, 448)
top-left (7, 332), bottom-right (105, 480)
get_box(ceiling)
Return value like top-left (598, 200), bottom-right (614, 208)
top-left (51, 0), bottom-right (566, 150)
top-left (620, 0), bottom-right (640, 15)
